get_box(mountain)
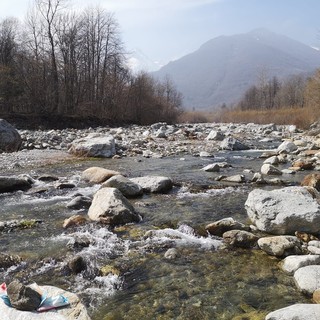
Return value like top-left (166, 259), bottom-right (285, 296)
top-left (127, 49), bottom-right (162, 73)
top-left (152, 29), bottom-right (320, 109)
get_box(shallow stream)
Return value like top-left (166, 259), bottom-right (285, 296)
top-left (0, 150), bottom-right (311, 319)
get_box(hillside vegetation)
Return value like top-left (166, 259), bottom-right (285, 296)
top-left (180, 70), bottom-right (320, 129)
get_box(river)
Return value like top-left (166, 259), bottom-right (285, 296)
top-left (0, 150), bottom-right (310, 319)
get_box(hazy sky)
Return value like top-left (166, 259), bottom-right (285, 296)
top-left (0, 0), bottom-right (319, 69)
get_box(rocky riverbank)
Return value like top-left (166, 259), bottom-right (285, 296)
top-left (2, 119), bottom-right (320, 319)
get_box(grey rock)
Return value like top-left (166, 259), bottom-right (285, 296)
top-left (0, 176), bottom-right (32, 193)
top-left (258, 236), bottom-right (302, 257)
top-left (130, 176), bottom-right (173, 193)
top-left (223, 230), bottom-right (258, 248)
top-left (261, 163), bottom-right (282, 175)
top-left (277, 140), bottom-right (298, 154)
top-left (294, 265), bottom-right (320, 295)
top-left (266, 304), bottom-right (320, 320)
top-left (88, 187), bottom-right (140, 226)
top-left (221, 174), bottom-right (245, 183)
top-left (281, 255), bottom-right (320, 274)
top-left (263, 156), bottom-right (279, 165)
top-left (66, 196), bottom-right (92, 210)
top-left (68, 133), bottom-right (115, 157)
top-left (101, 175), bottom-right (143, 197)
top-left (164, 248), bottom-right (180, 260)
top-left (206, 130), bottom-right (225, 141)
top-left (206, 217), bottom-right (249, 237)
top-left (0, 119), bottom-right (21, 152)
top-left (38, 174), bottom-right (59, 182)
top-left (220, 137), bottom-right (250, 151)
top-left (202, 163), bottom-right (220, 172)
top-left (245, 187), bottom-right (320, 235)
top-left (7, 280), bottom-right (42, 311)
top-left (0, 284), bottom-right (91, 319)
top-left (199, 151), bottom-right (213, 157)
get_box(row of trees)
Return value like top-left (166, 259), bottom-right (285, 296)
top-left (0, 0), bottom-right (182, 125)
top-left (236, 70), bottom-right (320, 112)
top-left (237, 73), bottom-right (306, 110)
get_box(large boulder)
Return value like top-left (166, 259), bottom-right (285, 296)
top-left (68, 133), bottom-right (116, 157)
top-left (265, 304), bottom-right (320, 320)
top-left (0, 119), bottom-right (21, 152)
top-left (88, 188), bottom-right (140, 226)
top-left (130, 176), bottom-right (173, 193)
top-left (0, 284), bottom-right (91, 320)
top-left (81, 167), bottom-right (120, 184)
top-left (245, 186), bottom-right (320, 235)
top-left (101, 175), bottom-right (143, 197)
top-left (0, 176), bottom-right (32, 193)
top-left (294, 265), bottom-right (320, 295)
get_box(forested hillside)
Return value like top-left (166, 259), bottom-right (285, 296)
top-left (0, 0), bottom-right (182, 128)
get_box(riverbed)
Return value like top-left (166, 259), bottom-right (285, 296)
top-left (0, 146), bottom-right (311, 320)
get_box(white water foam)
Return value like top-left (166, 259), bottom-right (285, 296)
top-left (143, 224), bottom-right (222, 250)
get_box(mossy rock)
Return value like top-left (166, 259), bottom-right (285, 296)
top-left (100, 265), bottom-right (121, 277)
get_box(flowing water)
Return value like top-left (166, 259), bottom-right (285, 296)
top-left (0, 150), bottom-right (311, 319)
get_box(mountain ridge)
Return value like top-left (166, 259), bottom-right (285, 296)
top-left (152, 29), bottom-right (320, 109)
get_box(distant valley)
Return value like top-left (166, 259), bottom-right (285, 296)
top-left (152, 29), bottom-right (320, 110)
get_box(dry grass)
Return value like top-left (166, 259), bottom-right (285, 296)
top-left (179, 107), bottom-right (320, 129)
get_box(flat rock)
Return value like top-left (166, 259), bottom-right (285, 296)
top-left (68, 133), bottom-right (115, 158)
top-left (130, 176), bottom-right (173, 193)
top-left (265, 304), bottom-right (320, 320)
top-left (221, 174), bottom-right (245, 183)
top-left (101, 175), bottom-right (143, 197)
top-left (294, 265), bottom-right (320, 295)
top-left (281, 255), bottom-right (320, 274)
top-left (245, 186), bottom-right (320, 235)
top-left (202, 163), bottom-right (220, 172)
top-left (81, 167), bottom-right (120, 184)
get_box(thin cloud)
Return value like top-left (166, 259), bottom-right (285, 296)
top-left (87, 0), bottom-right (222, 12)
